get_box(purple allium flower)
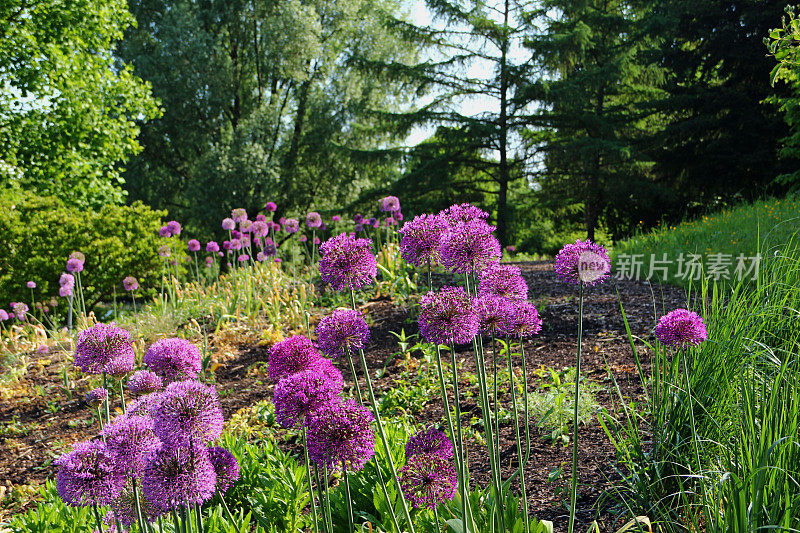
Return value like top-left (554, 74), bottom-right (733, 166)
top-left (205, 256), bottom-right (214, 267)
top-left (268, 335), bottom-right (323, 382)
top-left (300, 235), bottom-right (308, 243)
top-left (405, 426), bottom-right (454, 460)
top-left (354, 223), bottom-right (364, 232)
top-left (142, 445), bottom-right (216, 515)
top-left (207, 447), bottom-right (240, 493)
top-left (473, 296), bottom-right (516, 336)
top-left (187, 239), bottom-right (201, 252)
top-left (306, 212), bottom-right (323, 228)
top-left (60, 272), bottom-right (75, 289)
top-left (284, 218), bottom-right (300, 233)
top-left (239, 220), bottom-right (253, 233)
top-left (143, 338), bottom-right (202, 381)
top-left (0, 310), bottom-right (7, 321)
top-left (380, 196), bottom-right (401, 213)
top-left (655, 309), bottom-right (708, 348)
top-left (439, 203), bottom-right (490, 227)
top-left (152, 380), bottom-right (224, 447)
top-left (398, 214), bottom-right (448, 267)
top-left (255, 252), bottom-right (266, 262)
top-left (104, 355), bottom-right (135, 379)
top-left (231, 208), bottom-right (248, 223)
top-left (279, 217), bottom-right (286, 225)
top-left (107, 487), bottom-right (156, 527)
top-left (265, 202), bottom-right (277, 212)
top-left (508, 301), bottom-right (543, 338)
top-left (316, 308), bottom-right (370, 358)
top-left (10, 302), bottom-right (28, 320)
top-left (122, 276), bottom-right (139, 291)
top-left (439, 220), bottom-right (501, 274)
top-left (74, 323), bottom-right (136, 375)
top-left (418, 287), bottom-right (479, 345)
top-left (238, 254), bottom-right (250, 262)
top-left (101, 415), bottom-right (162, 477)
top-left (157, 245), bottom-right (171, 258)
top-left (128, 370), bottom-right (164, 395)
top-left (306, 398), bottom-right (375, 472)
top-left (222, 218), bottom-right (235, 231)
top-left (393, 210), bottom-right (404, 221)
top-left (399, 452), bottom-right (457, 509)
top-left (478, 263), bottom-right (528, 300)
top-left (56, 441), bottom-right (127, 507)
top-left (353, 214), bottom-right (364, 224)
top-left (127, 392), bottom-right (163, 418)
top-left (159, 225), bottom-right (171, 237)
top-left (206, 241), bottom-right (220, 253)
top-left (273, 368), bottom-right (344, 428)
top-left (252, 220), bottom-right (269, 238)
top-left (506, 245), bottom-right (516, 252)
top-left (229, 238), bottom-right (242, 251)
top-left (66, 257), bottom-right (84, 273)
top-left (314, 237), bottom-right (320, 245)
top-left (166, 221), bottom-right (182, 236)
top-left (26, 281), bottom-right (36, 289)
top-left (553, 239), bottom-right (611, 286)
top-left (369, 217), bottom-right (380, 229)
top-left (85, 387), bottom-right (109, 408)
top-left (59, 286), bottom-right (74, 297)
top-left (319, 233), bottom-right (377, 292)
top-left (332, 215), bottom-right (341, 222)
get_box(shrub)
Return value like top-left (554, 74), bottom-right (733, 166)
top-left (0, 189), bottom-right (171, 311)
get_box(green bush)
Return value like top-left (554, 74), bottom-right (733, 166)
top-left (0, 189), bottom-right (171, 313)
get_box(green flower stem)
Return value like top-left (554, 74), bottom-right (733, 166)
top-left (119, 381), bottom-right (126, 413)
top-left (449, 341), bottom-right (471, 533)
top-left (102, 373), bottom-right (111, 424)
top-left (132, 477), bottom-right (147, 533)
top-left (434, 345), bottom-right (461, 480)
top-left (567, 282), bottom-right (583, 533)
top-left (303, 428), bottom-right (321, 533)
top-left (491, 337), bottom-right (501, 481)
top-left (519, 341), bottom-right (533, 464)
top-left (345, 350), bottom-right (364, 405)
top-left (184, 504), bottom-right (193, 533)
top-left (342, 460), bottom-right (355, 533)
top-left (322, 465), bottom-right (334, 533)
top-left (219, 494), bottom-right (236, 525)
top-left (506, 340), bottom-right (530, 533)
top-left (92, 504), bottom-right (104, 533)
top-left (196, 503), bottom-right (204, 533)
top-left (682, 348), bottom-right (711, 529)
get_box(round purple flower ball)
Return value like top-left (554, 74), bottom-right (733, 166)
top-left (268, 335), bottom-right (328, 382)
top-left (418, 286), bottom-right (479, 345)
top-left (187, 239), bottom-right (201, 252)
top-left (66, 257), bottom-right (84, 273)
top-left (380, 196), bottom-right (401, 213)
top-left (399, 452), bottom-right (457, 509)
top-left (56, 440), bottom-right (127, 507)
top-left (319, 233), bottom-right (377, 292)
top-left (142, 445), bottom-right (216, 515)
top-left (166, 221), bottom-right (182, 236)
top-left (553, 239), bottom-right (611, 286)
top-left (231, 208), bottom-right (248, 223)
top-left (127, 392), bottom-right (163, 418)
top-left (122, 276), bottom-right (139, 291)
top-left (252, 220), bottom-right (269, 238)
top-left (265, 201), bottom-right (277, 212)
top-left (300, 235), bottom-right (308, 243)
top-left (439, 203), bottom-right (489, 226)
top-left (59, 285), bottom-right (74, 298)
top-left (473, 296), bottom-right (516, 336)
top-left (206, 241), bottom-right (220, 253)
top-left (238, 254), bottom-right (250, 262)
top-left (144, 338), bottom-right (202, 381)
top-left (332, 215), bottom-right (341, 222)
top-left (306, 398), bottom-right (375, 472)
top-left (508, 301), bottom-right (543, 338)
top-left (306, 212), bottom-right (323, 228)
top-left (26, 281), bottom-right (36, 289)
top-left (75, 323), bottom-right (136, 375)
top-left (398, 214), bottom-right (448, 267)
top-left (0, 310), bottom-right (8, 321)
top-left (85, 387), bottom-right (108, 408)
top-left (284, 218), bottom-right (300, 233)
top-left (159, 225), bottom-right (171, 237)
top-left (101, 415), bottom-right (162, 477)
top-left (273, 368), bottom-right (344, 428)
top-left (222, 218), bottom-right (236, 231)
top-left (207, 447), bottom-right (240, 493)
top-left (157, 245), bottom-right (171, 258)
top-left (655, 308), bottom-right (708, 348)
top-left (405, 426), bottom-right (454, 460)
top-left (439, 219), bottom-right (501, 274)
top-left (478, 263), bottom-right (528, 300)
top-left (128, 370), bottom-right (164, 395)
top-left (316, 308), bottom-right (370, 358)
top-left (152, 379), bottom-right (224, 447)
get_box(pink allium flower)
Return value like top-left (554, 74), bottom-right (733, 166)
top-left (222, 218), bottom-right (235, 231)
top-left (66, 257), bottom-right (84, 273)
top-left (205, 256), bottom-right (214, 267)
top-left (478, 263), bottom-right (528, 300)
top-left (231, 208), bottom-right (248, 223)
top-left (554, 239), bottom-right (611, 286)
top-left (26, 281), bottom-right (36, 289)
top-left (353, 214), bottom-right (364, 224)
top-left (418, 286), bottom-right (479, 345)
top-left (252, 220), bottom-right (269, 237)
top-left (0, 310), bottom-right (8, 321)
top-left (85, 387), bottom-right (108, 407)
top-left (74, 323), bottom-right (136, 375)
top-left (332, 215), bottom-right (341, 222)
top-left (187, 239), bottom-right (201, 252)
top-left (122, 276), bottom-right (138, 291)
top-left (238, 254), bottom-right (249, 262)
top-left (655, 309), bottom-right (708, 348)
top-left (206, 241), bottom-right (220, 253)
top-left (256, 214), bottom-right (267, 222)
top-left (506, 245), bottom-right (516, 252)
top-left (268, 335), bottom-right (328, 382)
top-left (264, 202), bottom-right (277, 212)
top-left (166, 221), bottom-right (182, 236)
top-left (300, 235), bottom-right (308, 242)
top-left (306, 212), bottom-right (323, 228)
top-left (60, 272), bottom-right (75, 289)
top-left (319, 233), bottom-right (377, 292)
top-left (284, 218), bottom-right (300, 233)
top-left (380, 196), bottom-right (401, 213)
top-left (159, 225), bottom-right (171, 237)
top-left (144, 338), bottom-right (202, 381)
top-left (316, 308), bottom-right (370, 358)
top-left (439, 220), bottom-right (501, 274)
top-left (399, 214), bottom-right (448, 267)
top-left (56, 441), bottom-right (127, 507)
top-left (157, 245), bottom-right (171, 258)
top-left (59, 286), bottom-right (73, 297)
top-left (229, 239), bottom-right (242, 251)
top-left (306, 398), bottom-right (375, 472)
top-left (439, 203), bottom-right (489, 226)
top-left (273, 368), bottom-right (344, 428)
top-left (399, 452), bottom-right (457, 509)
top-left (314, 237), bottom-right (320, 245)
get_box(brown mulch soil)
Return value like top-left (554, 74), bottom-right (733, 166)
top-left (0, 261), bottom-right (686, 530)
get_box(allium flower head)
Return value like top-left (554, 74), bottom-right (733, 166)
top-left (239, 219), bottom-right (253, 233)
top-left (300, 235), bottom-right (308, 243)
top-left (56, 441), bottom-right (127, 507)
top-left (128, 370), bottom-right (164, 395)
top-left (306, 398), bottom-right (375, 471)
top-left (273, 368), bottom-right (344, 428)
top-left (67, 257), bottom-right (84, 273)
top-left (26, 281), bottom-right (36, 289)
top-left (101, 415), bottom-right (162, 477)
top-left (222, 218), bottom-right (235, 231)
top-left (187, 239), bottom-right (201, 252)
top-left (0, 310), bottom-right (7, 321)
top-left (353, 214), bottom-right (364, 224)
top-left (10, 302), bottom-right (28, 320)
top-left (70, 251), bottom-right (86, 262)
top-left (319, 233), bottom-right (377, 291)
top-left (142, 445), bottom-right (216, 514)
top-left (59, 285), bottom-right (74, 297)
top-left (152, 380), bottom-right (224, 447)
top-left (268, 335), bottom-right (324, 382)
top-left (439, 220), bottom-right (501, 274)
top-left (478, 263), bottom-right (528, 300)
top-left (316, 308), bottom-right (370, 358)
top-left (418, 287), bottom-right (479, 345)
top-left (144, 338), bottom-right (202, 381)
top-left (107, 487), bottom-right (156, 527)
top-left (405, 426), bottom-right (453, 460)
top-left (439, 203), bottom-right (489, 226)
top-left (252, 220), bottom-right (269, 238)
top-left (473, 296), bottom-right (516, 336)
top-left (553, 239), bottom-right (611, 286)
top-left (75, 323), bottom-right (135, 375)
top-left (159, 225), bottom-right (171, 237)
top-left (508, 301), bottom-right (542, 338)
top-left (157, 245), bottom-right (171, 258)
top-left (127, 392), bottom-right (163, 418)
top-left (238, 254), bottom-right (250, 262)
top-left (284, 218), bottom-right (300, 233)
top-left (104, 355), bottom-right (135, 379)
top-left (166, 221), bottom-right (182, 236)
top-left (60, 272), bottom-right (75, 289)
top-left (206, 241), bottom-right (220, 253)
top-left (231, 208), bottom-right (248, 223)
top-left (306, 212), bottom-right (323, 228)
top-left (122, 276), bottom-right (139, 291)
top-left (265, 202), bottom-right (277, 212)
top-left (207, 447), bottom-right (240, 493)
top-left (85, 387), bottom-right (108, 408)
top-left (380, 196), bottom-right (401, 213)
top-left (399, 452), bottom-right (457, 509)
top-left (655, 309), bottom-right (708, 348)
top-left (398, 214), bottom-right (448, 267)
top-left (229, 238), bottom-right (242, 251)
top-left (332, 215), bottom-right (341, 222)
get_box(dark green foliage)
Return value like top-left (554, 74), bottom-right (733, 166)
top-left (0, 189), bottom-right (167, 311)
top-left (0, 0), bottom-right (161, 208)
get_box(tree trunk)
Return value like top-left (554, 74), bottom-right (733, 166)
top-left (496, 0), bottom-right (510, 247)
top-left (284, 76), bottom-right (312, 194)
